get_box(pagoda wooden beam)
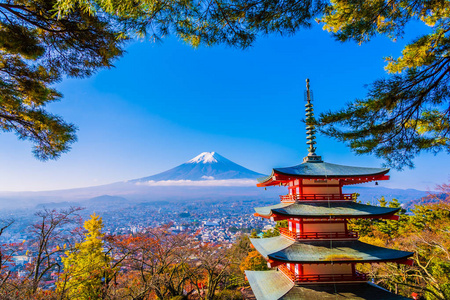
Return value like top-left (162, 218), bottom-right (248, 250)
top-left (396, 259), bottom-right (414, 266)
top-left (269, 214), bottom-right (285, 221)
top-left (263, 215), bottom-right (400, 221)
top-left (267, 259), bottom-right (283, 268)
top-left (385, 214), bottom-right (400, 221)
top-left (301, 184), bottom-right (340, 187)
top-left (253, 213), bottom-right (270, 219)
top-left (259, 173), bottom-right (390, 187)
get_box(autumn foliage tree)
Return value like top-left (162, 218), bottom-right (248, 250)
top-left (0, 207), bottom-right (83, 298)
top-left (350, 185), bottom-right (450, 299)
top-left (57, 213), bottom-right (117, 300)
top-left (110, 225), bottom-right (194, 300)
top-left (188, 243), bottom-right (236, 300)
top-left (239, 251), bottom-right (268, 273)
top-left (26, 207), bottom-right (83, 293)
top-left (0, 219), bottom-right (15, 288)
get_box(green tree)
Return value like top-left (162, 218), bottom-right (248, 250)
top-left (0, 0), bottom-right (124, 159)
top-left (261, 220), bottom-right (287, 238)
top-left (348, 197), bottom-right (404, 238)
top-left (54, 1), bottom-right (449, 169)
top-left (239, 251), bottom-right (268, 273)
top-left (318, 0), bottom-right (450, 169)
top-left (56, 0), bottom-right (323, 49)
top-left (7, 0), bottom-right (447, 165)
top-left (57, 213), bottom-right (117, 300)
top-left (351, 185), bottom-right (450, 299)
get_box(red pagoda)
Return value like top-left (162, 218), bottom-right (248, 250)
top-left (245, 79), bottom-right (413, 300)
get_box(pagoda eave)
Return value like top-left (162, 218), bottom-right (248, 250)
top-left (250, 236), bottom-right (414, 264)
top-left (256, 211), bottom-right (399, 221)
top-left (257, 172), bottom-right (390, 187)
top-left (266, 256), bottom-right (414, 266)
top-left (254, 201), bottom-right (401, 220)
top-left (245, 270), bottom-right (412, 300)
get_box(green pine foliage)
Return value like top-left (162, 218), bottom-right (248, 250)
top-left (318, 0), bottom-right (450, 169)
top-left (0, 0), bottom-right (124, 159)
top-left (55, 0), bottom-right (324, 49)
top-left (2, 0), bottom-right (447, 164)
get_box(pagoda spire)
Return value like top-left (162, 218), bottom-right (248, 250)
top-left (303, 79), bottom-right (322, 163)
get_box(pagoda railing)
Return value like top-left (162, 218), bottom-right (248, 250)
top-left (280, 194), bottom-right (353, 202)
top-left (279, 228), bottom-right (358, 240)
top-left (279, 265), bottom-right (367, 283)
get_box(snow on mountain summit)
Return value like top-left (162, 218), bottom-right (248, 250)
top-left (133, 152), bottom-right (265, 182)
top-left (188, 152), bottom-right (219, 164)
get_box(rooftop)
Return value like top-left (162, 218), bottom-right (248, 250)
top-left (258, 161), bottom-right (389, 186)
top-left (245, 270), bottom-right (411, 300)
top-left (254, 201), bottom-right (400, 219)
top-left (250, 236), bottom-right (413, 263)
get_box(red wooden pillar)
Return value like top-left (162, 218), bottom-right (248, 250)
top-left (299, 179), bottom-right (303, 198)
top-left (344, 219), bottom-right (348, 235)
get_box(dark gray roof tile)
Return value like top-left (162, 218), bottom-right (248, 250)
top-left (254, 201), bottom-right (400, 218)
top-left (251, 236), bottom-right (413, 263)
top-left (246, 271), bottom-right (411, 299)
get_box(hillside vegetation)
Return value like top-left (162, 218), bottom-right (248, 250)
top-left (0, 184), bottom-right (448, 299)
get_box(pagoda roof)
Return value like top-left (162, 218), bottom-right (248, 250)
top-left (254, 201), bottom-right (400, 219)
top-left (250, 236), bottom-right (413, 264)
top-left (245, 270), bottom-right (294, 300)
top-left (245, 270), bottom-right (411, 300)
top-left (257, 161), bottom-right (389, 186)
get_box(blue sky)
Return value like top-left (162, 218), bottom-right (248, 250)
top-left (0, 23), bottom-right (448, 192)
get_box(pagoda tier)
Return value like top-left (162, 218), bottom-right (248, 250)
top-left (251, 236), bottom-right (413, 265)
top-left (245, 271), bottom-right (411, 300)
top-left (257, 161), bottom-right (389, 187)
top-left (245, 79), bottom-right (413, 299)
top-left (254, 201), bottom-right (401, 220)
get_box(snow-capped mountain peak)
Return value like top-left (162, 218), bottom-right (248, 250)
top-left (188, 152), bottom-right (219, 164)
top-left (132, 151), bottom-right (265, 182)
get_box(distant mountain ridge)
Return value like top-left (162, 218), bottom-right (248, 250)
top-left (0, 151), bottom-right (433, 210)
top-left (132, 152), bottom-right (265, 182)
top-left (345, 186), bottom-right (429, 206)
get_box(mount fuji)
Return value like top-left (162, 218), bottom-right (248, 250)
top-left (0, 152), bottom-right (274, 208)
top-left (132, 152), bottom-right (265, 183)
top-left (0, 152), bottom-right (429, 209)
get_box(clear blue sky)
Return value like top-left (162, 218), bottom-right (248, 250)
top-left (0, 24), bottom-right (448, 192)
